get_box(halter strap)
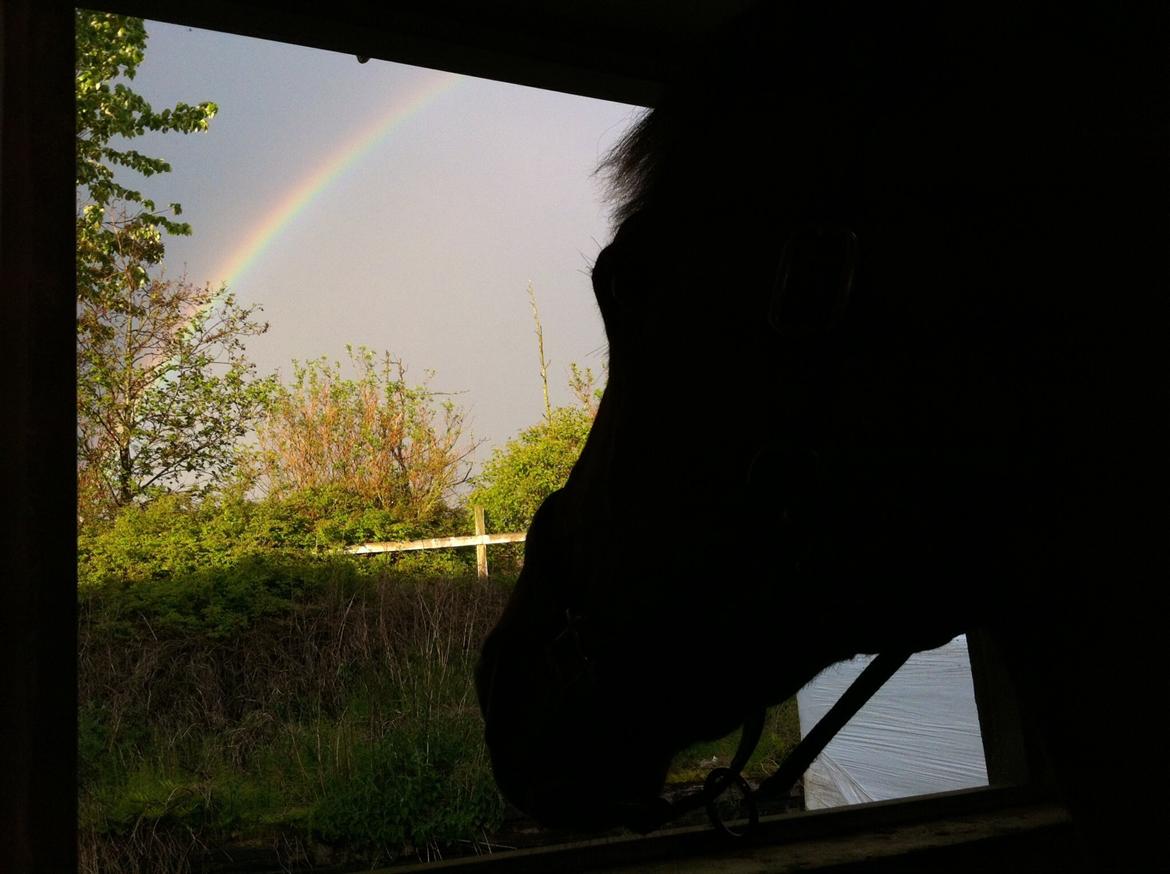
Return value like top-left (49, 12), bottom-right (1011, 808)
top-left (618, 649), bottom-right (911, 837)
top-left (754, 650), bottom-right (911, 807)
top-left (589, 216), bottom-right (898, 837)
top-left (769, 223), bottom-right (857, 339)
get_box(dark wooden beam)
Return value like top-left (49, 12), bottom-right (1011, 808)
top-left (383, 789), bottom-right (1080, 873)
top-left (93, 0), bottom-right (699, 106)
top-left (0, 1), bottom-right (78, 871)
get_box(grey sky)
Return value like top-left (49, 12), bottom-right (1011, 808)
top-left (125, 20), bottom-right (642, 469)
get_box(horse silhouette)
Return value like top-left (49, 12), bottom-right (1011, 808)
top-left (477, 1), bottom-right (1167, 856)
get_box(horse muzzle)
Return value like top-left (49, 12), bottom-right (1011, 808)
top-left (476, 617), bottom-right (674, 829)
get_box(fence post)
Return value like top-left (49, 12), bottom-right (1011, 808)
top-left (474, 505), bottom-right (488, 579)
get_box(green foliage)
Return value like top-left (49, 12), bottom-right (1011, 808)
top-left (667, 699), bottom-right (802, 784)
top-left (258, 347), bottom-right (477, 524)
top-left (79, 494), bottom-right (255, 586)
top-left (82, 553), bottom-right (322, 639)
top-left (78, 704), bottom-right (117, 789)
top-left (80, 755), bottom-right (300, 874)
top-left (77, 280), bottom-right (276, 522)
top-left (99, 766), bottom-right (216, 831)
top-left (77, 491), bottom-right (474, 592)
top-left (76, 10), bottom-right (217, 304)
top-left (79, 558), bottom-right (508, 872)
top-left (75, 11), bottom-right (270, 524)
top-left (312, 716), bottom-right (503, 855)
top-left (469, 404), bottom-right (595, 533)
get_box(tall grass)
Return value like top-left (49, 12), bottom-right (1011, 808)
top-left (79, 561), bottom-right (510, 872)
top-left (79, 551), bottom-right (804, 871)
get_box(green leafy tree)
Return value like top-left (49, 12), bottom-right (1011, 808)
top-left (257, 347), bottom-right (478, 524)
top-left (473, 282), bottom-right (604, 535)
top-left (77, 278), bottom-right (276, 523)
top-left (76, 10), bottom-right (217, 305)
top-left (75, 11), bottom-right (275, 526)
top-left (469, 364), bottom-right (600, 534)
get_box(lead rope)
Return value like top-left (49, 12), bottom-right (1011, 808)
top-left (622, 649), bottom-right (912, 838)
top-left (752, 651), bottom-right (911, 809)
top-left (690, 222), bottom-right (881, 837)
top-left (609, 219), bottom-right (889, 837)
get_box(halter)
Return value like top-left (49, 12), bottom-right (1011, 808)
top-left (545, 219), bottom-right (917, 837)
top-left (620, 649), bottom-right (912, 837)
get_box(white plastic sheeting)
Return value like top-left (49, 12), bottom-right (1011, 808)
top-left (796, 635), bottom-right (988, 809)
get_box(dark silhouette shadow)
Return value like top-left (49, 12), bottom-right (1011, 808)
top-left (477, 2), bottom-right (1168, 865)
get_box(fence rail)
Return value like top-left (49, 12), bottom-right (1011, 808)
top-left (344, 532), bottom-right (527, 555)
top-left (345, 505), bottom-right (525, 578)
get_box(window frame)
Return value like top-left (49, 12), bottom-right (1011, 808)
top-left (0, 3), bottom-right (1059, 870)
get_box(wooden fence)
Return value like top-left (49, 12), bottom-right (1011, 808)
top-left (345, 506), bottom-right (525, 578)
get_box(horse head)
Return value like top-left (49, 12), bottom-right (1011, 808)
top-left (477, 1), bottom-right (1162, 831)
top-left (477, 196), bottom-right (980, 826)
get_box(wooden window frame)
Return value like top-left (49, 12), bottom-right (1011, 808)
top-left (0, 3), bottom-right (1071, 870)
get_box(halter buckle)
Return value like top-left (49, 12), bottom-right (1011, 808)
top-left (769, 223), bottom-right (858, 337)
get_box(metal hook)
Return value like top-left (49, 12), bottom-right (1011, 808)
top-left (704, 767), bottom-right (759, 839)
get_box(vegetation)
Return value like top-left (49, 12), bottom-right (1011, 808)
top-left (76, 10), bottom-right (274, 526)
top-left (257, 347), bottom-right (476, 525)
top-left (470, 285), bottom-right (601, 537)
top-left (76, 9), bottom-right (217, 302)
top-left (79, 522), bottom-right (506, 872)
top-left (77, 489), bottom-right (477, 591)
top-left (74, 15), bottom-right (801, 873)
top-left (469, 405), bottom-right (594, 534)
top-left (77, 277), bottom-right (275, 524)
top-left (78, 498), bottom-right (799, 873)
top-left (668, 702), bottom-right (802, 784)
top-left (466, 358), bottom-right (599, 576)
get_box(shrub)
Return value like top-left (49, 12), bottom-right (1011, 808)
top-left (78, 490), bottom-right (476, 591)
top-left (80, 552), bottom-right (355, 639)
top-left (469, 405), bottom-right (594, 534)
top-left (312, 714), bottom-right (503, 858)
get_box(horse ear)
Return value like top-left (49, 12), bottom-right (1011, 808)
top-left (768, 224), bottom-right (857, 337)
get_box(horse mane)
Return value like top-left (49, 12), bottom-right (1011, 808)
top-left (598, 2), bottom-right (954, 226)
top-left (599, 2), bottom-right (1167, 231)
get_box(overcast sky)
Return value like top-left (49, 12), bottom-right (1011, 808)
top-left (122, 20), bottom-right (642, 469)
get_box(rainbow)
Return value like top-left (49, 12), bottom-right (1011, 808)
top-left (213, 69), bottom-right (464, 290)
top-left (156, 68), bottom-right (465, 391)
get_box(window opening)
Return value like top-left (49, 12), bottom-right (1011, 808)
top-left (75, 11), bottom-right (999, 873)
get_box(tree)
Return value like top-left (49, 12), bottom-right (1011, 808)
top-left (76, 277), bottom-right (276, 522)
top-left (567, 361), bottom-right (601, 418)
top-left (528, 282), bottom-right (553, 423)
top-left (75, 12), bottom-right (275, 526)
top-left (76, 10), bottom-right (217, 306)
top-left (469, 285), bottom-right (603, 534)
top-left (468, 405), bottom-right (595, 534)
top-left (256, 347), bottom-right (478, 524)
